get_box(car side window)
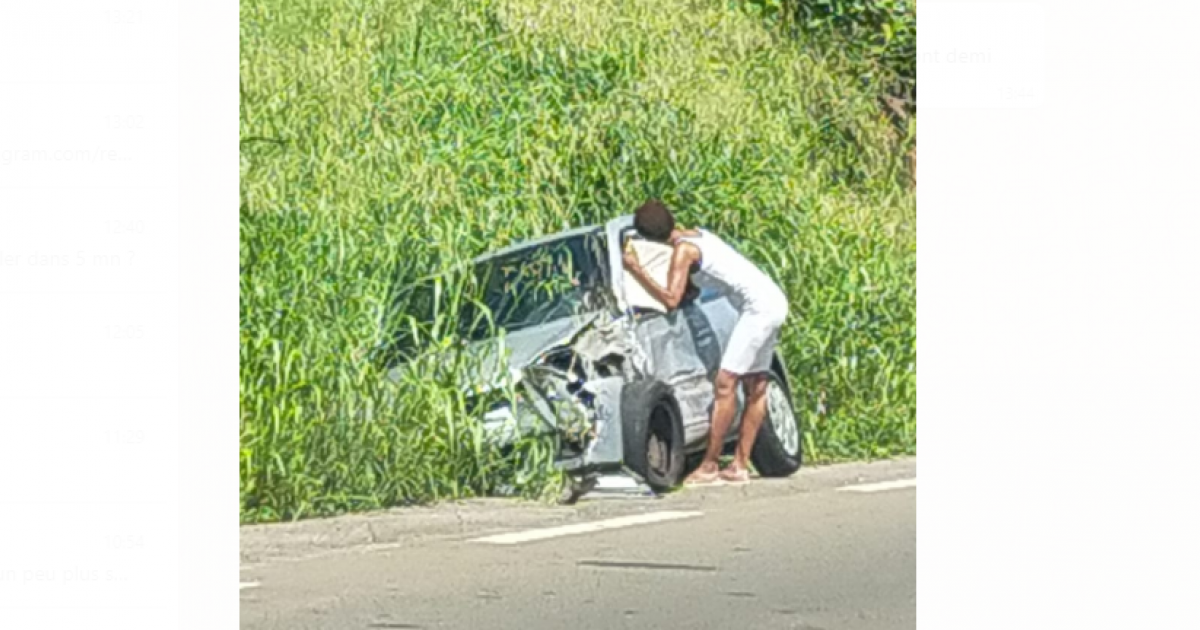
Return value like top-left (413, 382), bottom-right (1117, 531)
top-left (568, 232), bottom-right (614, 313)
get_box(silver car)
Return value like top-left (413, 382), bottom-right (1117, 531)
top-left (385, 216), bottom-right (801, 498)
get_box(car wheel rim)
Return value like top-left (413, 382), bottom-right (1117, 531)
top-left (767, 381), bottom-right (799, 456)
top-left (647, 434), bottom-right (663, 473)
top-left (647, 405), bottom-right (674, 477)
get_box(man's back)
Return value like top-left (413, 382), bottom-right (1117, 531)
top-left (675, 229), bottom-right (786, 313)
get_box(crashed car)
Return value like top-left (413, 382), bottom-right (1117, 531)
top-left (383, 215), bottom-right (802, 497)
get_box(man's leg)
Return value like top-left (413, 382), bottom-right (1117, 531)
top-left (729, 373), bottom-right (768, 474)
top-left (720, 307), bottom-right (784, 481)
top-left (684, 368), bottom-right (740, 483)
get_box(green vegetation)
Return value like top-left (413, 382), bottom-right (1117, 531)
top-left (240, 0), bottom-right (916, 523)
top-left (749, 0), bottom-right (915, 101)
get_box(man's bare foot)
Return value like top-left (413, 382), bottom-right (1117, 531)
top-left (684, 462), bottom-right (721, 486)
top-left (719, 465), bottom-right (751, 484)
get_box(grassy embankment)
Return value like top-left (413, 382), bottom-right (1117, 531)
top-left (240, 0), bottom-right (916, 522)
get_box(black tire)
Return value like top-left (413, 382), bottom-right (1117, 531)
top-left (750, 370), bottom-right (803, 477)
top-left (621, 380), bottom-right (686, 491)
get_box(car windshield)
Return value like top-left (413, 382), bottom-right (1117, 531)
top-left (383, 231), bottom-right (608, 359)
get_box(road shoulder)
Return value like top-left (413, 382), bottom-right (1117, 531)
top-left (240, 457), bottom-right (915, 564)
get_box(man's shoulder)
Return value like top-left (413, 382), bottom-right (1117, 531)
top-left (673, 239), bottom-right (701, 260)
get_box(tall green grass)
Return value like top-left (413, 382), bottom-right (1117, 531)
top-left (240, 0), bottom-right (916, 522)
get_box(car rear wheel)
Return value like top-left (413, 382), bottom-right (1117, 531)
top-left (621, 380), bottom-right (685, 491)
top-left (750, 371), bottom-right (802, 477)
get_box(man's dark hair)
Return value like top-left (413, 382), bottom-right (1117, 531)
top-left (633, 199), bottom-right (675, 242)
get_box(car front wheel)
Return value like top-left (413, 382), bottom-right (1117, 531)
top-left (621, 380), bottom-right (685, 491)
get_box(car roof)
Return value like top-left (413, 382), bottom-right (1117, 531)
top-left (472, 223), bottom-right (604, 264)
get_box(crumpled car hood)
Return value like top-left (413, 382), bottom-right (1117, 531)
top-left (385, 311), bottom-right (604, 393)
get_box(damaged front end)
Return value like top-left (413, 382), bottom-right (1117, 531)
top-left (482, 317), bottom-right (656, 501)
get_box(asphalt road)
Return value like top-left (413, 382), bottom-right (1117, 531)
top-left (240, 459), bottom-right (915, 630)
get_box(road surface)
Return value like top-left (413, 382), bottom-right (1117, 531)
top-left (241, 459), bottom-right (915, 629)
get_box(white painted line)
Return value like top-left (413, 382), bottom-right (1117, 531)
top-left (469, 511), bottom-right (704, 545)
top-left (839, 478), bottom-right (917, 493)
top-left (240, 582), bottom-right (260, 590)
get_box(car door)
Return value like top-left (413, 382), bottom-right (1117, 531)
top-left (605, 217), bottom-right (741, 446)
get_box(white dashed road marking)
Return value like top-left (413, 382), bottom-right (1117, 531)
top-left (469, 511), bottom-right (704, 545)
top-left (240, 582), bottom-right (260, 590)
top-left (839, 478), bottom-right (916, 493)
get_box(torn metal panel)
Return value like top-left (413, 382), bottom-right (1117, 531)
top-left (570, 317), bottom-right (648, 378)
top-left (570, 319), bottom-right (627, 364)
top-left (580, 376), bottom-right (625, 468)
top-left (522, 366), bottom-right (592, 441)
top-left (386, 312), bottom-right (604, 392)
top-left (518, 377), bottom-right (564, 434)
top-left (469, 311), bottom-right (602, 388)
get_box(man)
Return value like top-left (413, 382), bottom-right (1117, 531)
top-left (622, 199), bottom-right (790, 485)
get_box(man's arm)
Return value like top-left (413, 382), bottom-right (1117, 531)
top-left (624, 242), bottom-right (699, 311)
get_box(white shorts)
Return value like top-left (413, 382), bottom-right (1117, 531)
top-left (720, 305), bottom-right (788, 375)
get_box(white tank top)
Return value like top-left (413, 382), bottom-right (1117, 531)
top-left (676, 229), bottom-right (787, 314)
